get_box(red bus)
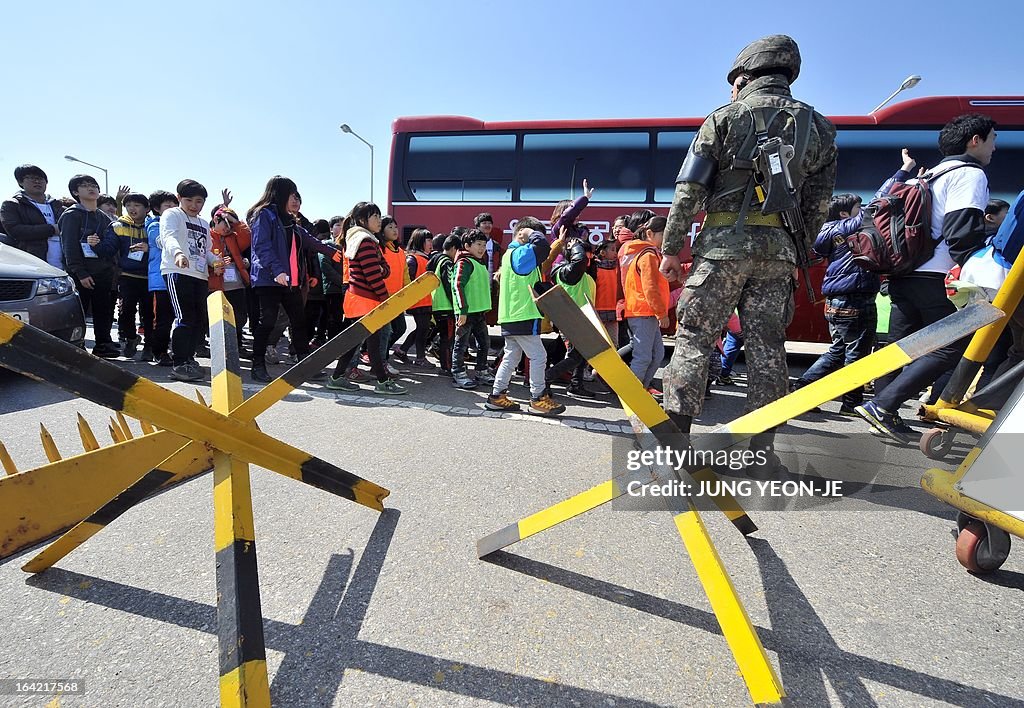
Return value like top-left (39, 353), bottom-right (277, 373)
top-left (389, 97), bottom-right (1024, 343)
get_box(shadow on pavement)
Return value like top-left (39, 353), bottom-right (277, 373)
top-left (485, 546), bottom-right (1020, 707)
top-left (24, 509), bottom-right (657, 707)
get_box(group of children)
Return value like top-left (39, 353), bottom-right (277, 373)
top-left (2, 166), bottom-right (682, 411)
top-left (317, 180), bottom-right (679, 418)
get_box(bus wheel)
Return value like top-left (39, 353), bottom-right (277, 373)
top-left (956, 520), bottom-right (1011, 573)
top-left (920, 427), bottom-right (954, 460)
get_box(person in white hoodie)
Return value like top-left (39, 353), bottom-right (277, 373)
top-left (158, 179), bottom-right (220, 382)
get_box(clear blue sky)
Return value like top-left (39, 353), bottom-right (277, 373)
top-left (1, 0), bottom-right (1019, 219)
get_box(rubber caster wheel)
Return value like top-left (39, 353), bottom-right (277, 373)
top-left (920, 427), bottom-right (954, 460)
top-left (956, 519), bottom-right (1011, 573)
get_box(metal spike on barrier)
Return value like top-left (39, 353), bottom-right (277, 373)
top-left (115, 411), bottom-right (134, 440)
top-left (0, 441), bottom-right (18, 476)
top-left (39, 423), bottom-right (61, 463)
top-left (138, 419), bottom-right (155, 435)
top-left (77, 413), bottom-right (100, 452)
top-left (109, 419), bottom-right (125, 444)
top-left (195, 389), bottom-right (208, 407)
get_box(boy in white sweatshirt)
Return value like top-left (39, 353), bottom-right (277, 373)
top-left (158, 179), bottom-right (220, 381)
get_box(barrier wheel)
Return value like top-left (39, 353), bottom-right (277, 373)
top-left (956, 520), bottom-right (1010, 573)
top-left (920, 427), bottom-right (954, 460)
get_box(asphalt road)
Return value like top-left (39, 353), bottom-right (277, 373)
top-left (0, 329), bottom-right (1021, 707)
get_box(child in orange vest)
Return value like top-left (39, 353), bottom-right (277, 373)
top-left (379, 216), bottom-right (410, 371)
top-left (593, 238), bottom-right (623, 344)
top-left (620, 216), bottom-right (670, 395)
top-left (396, 228), bottom-right (435, 366)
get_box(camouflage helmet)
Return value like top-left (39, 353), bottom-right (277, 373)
top-left (727, 34), bottom-right (801, 85)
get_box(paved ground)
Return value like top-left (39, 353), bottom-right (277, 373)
top-left (0, 328), bottom-right (1022, 707)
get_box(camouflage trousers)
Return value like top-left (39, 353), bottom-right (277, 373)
top-left (663, 256), bottom-right (795, 417)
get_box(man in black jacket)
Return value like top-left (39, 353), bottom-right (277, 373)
top-left (0, 165), bottom-right (66, 266)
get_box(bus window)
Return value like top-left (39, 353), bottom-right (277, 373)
top-left (405, 134), bottom-right (515, 201)
top-left (654, 130), bottom-right (697, 203)
top-left (836, 128), bottom-right (1024, 202)
top-left (520, 132), bottom-right (649, 202)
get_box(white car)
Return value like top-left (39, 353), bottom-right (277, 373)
top-left (0, 244), bottom-right (85, 346)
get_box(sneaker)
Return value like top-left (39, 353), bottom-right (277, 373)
top-left (486, 393), bottom-right (521, 411)
top-left (530, 393), bottom-right (566, 416)
top-left (567, 382), bottom-right (599, 399)
top-left (93, 343), bottom-right (120, 358)
top-left (373, 379), bottom-right (408, 395)
top-left (326, 375), bottom-right (359, 391)
top-left (855, 401), bottom-right (910, 444)
top-left (250, 362), bottom-right (272, 383)
top-left (891, 411), bottom-right (916, 436)
top-left (717, 374), bottom-right (734, 386)
top-left (647, 387), bottom-right (663, 401)
top-left (265, 346), bottom-right (283, 365)
top-left (359, 352), bottom-right (371, 365)
top-left (157, 352), bottom-right (173, 367)
top-left (170, 362), bottom-right (203, 382)
top-left (121, 337), bottom-right (139, 359)
top-left (137, 346), bottom-right (155, 362)
top-left (838, 403), bottom-right (861, 417)
top-left (583, 367), bottom-right (596, 383)
top-left (195, 342), bottom-right (211, 358)
top-left (347, 367), bottom-right (368, 382)
top-left (391, 347), bottom-right (410, 363)
top-left (385, 362), bottom-right (402, 376)
top-left (452, 371), bottom-right (477, 389)
top-left (474, 370), bottom-right (495, 385)
top-left (411, 358), bottom-right (435, 369)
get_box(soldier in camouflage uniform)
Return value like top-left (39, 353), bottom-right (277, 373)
top-left (659, 35), bottom-right (838, 465)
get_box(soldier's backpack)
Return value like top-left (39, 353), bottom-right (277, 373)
top-left (847, 163), bottom-right (980, 276)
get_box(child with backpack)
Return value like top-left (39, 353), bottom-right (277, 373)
top-left (620, 216), bottom-right (670, 395)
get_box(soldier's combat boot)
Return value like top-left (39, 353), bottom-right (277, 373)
top-left (667, 412), bottom-right (692, 434)
top-left (746, 429), bottom-right (788, 479)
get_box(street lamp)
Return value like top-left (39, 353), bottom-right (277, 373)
top-left (64, 155), bottom-right (109, 194)
top-left (871, 75), bottom-right (922, 114)
top-left (339, 124), bottom-right (374, 203)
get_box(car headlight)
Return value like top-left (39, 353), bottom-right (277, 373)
top-left (35, 276), bottom-right (74, 296)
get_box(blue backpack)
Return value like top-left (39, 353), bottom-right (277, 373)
top-left (992, 190), bottom-right (1024, 265)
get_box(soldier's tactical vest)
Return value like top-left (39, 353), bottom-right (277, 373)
top-left (711, 98), bottom-right (815, 219)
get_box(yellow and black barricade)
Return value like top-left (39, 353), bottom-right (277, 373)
top-left (922, 373), bottom-right (1024, 574)
top-left (478, 285), bottom-right (1002, 706)
top-left (209, 291), bottom-right (271, 706)
top-left (0, 273), bottom-right (438, 562)
top-left (919, 252), bottom-right (1024, 457)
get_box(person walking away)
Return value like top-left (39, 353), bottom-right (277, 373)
top-left (621, 217), bottom-right (671, 396)
top-left (659, 35), bottom-right (838, 474)
top-left (486, 217), bottom-right (565, 416)
top-left (450, 229), bottom-right (493, 389)
top-left (428, 234), bottom-right (459, 374)
top-left (397, 228), bottom-right (435, 366)
top-left (856, 115), bottom-right (997, 442)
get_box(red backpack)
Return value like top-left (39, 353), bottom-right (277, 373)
top-left (847, 164), bottom-right (979, 276)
